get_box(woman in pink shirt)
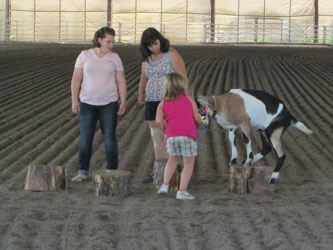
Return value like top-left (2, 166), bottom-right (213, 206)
top-left (156, 73), bottom-right (203, 200)
top-left (71, 27), bottom-right (127, 182)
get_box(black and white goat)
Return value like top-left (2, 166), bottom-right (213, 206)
top-left (196, 89), bottom-right (313, 184)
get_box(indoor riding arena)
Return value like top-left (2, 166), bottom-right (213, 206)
top-left (0, 1), bottom-right (333, 249)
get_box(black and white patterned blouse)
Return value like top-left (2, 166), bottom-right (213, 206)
top-left (144, 52), bottom-right (174, 102)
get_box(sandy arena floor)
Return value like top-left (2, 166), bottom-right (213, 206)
top-left (0, 42), bottom-right (332, 250)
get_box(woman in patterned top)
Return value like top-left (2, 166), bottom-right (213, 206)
top-left (138, 27), bottom-right (188, 183)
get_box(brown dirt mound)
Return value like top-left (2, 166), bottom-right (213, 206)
top-left (0, 43), bottom-right (332, 249)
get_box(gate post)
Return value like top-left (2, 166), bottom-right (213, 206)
top-left (118, 22), bottom-right (122, 43)
top-left (323, 26), bottom-right (326, 44)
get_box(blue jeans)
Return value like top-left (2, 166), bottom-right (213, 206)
top-left (78, 102), bottom-right (118, 175)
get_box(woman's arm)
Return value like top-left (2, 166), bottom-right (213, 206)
top-left (71, 68), bottom-right (83, 114)
top-left (169, 48), bottom-right (188, 94)
top-left (115, 70), bottom-right (127, 115)
top-left (138, 62), bottom-right (148, 104)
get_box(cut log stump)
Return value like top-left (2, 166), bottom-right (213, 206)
top-left (94, 170), bottom-right (131, 197)
top-left (229, 166), bottom-right (251, 194)
top-left (230, 165), bottom-right (275, 194)
top-left (24, 165), bottom-right (67, 191)
top-left (153, 159), bottom-right (180, 191)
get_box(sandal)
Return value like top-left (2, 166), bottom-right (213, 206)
top-left (71, 174), bottom-right (88, 183)
top-left (143, 175), bottom-right (154, 183)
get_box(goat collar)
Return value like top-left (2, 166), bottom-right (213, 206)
top-left (212, 95), bottom-right (217, 118)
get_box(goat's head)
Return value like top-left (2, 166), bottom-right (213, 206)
top-left (196, 96), bottom-right (217, 118)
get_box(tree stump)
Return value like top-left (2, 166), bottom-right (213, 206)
top-left (230, 165), bottom-right (275, 194)
top-left (94, 170), bottom-right (131, 197)
top-left (229, 165), bottom-right (252, 194)
top-left (24, 165), bottom-right (67, 191)
top-left (153, 159), bottom-right (180, 191)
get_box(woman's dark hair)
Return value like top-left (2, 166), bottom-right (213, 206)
top-left (92, 27), bottom-right (116, 48)
top-left (139, 27), bottom-right (170, 61)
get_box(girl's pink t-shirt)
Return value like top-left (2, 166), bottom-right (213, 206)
top-left (162, 94), bottom-right (197, 141)
top-left (75, 48), bottom-right (124, 105)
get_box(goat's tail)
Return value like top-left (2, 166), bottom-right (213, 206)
top-left (291, 120), bottom-right (313, 134)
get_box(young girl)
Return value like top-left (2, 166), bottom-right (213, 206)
top-left (156, 73), bottom-right (203, 200)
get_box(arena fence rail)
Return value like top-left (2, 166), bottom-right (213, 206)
top-left (0, 19), bottom-right (332, 44)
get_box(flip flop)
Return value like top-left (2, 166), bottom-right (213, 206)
top-left (71, 174), bottom-right (88, 183)
top-left (143, 175), bottom-right (154, 183)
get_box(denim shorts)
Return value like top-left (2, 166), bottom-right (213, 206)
top-left (144, 101), bottom-right (160, 121)
top-left (166, 136), bottom-right (197, 157)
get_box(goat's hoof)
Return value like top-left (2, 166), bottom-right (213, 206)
top-left (230, 158), bottom-right (237, 165)
top-left (243, 159), bottom-right (252, 167)
top-left (270, 179), bottom-right (276, 185)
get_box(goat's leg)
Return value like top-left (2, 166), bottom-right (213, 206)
top-left (229, 128), bottom-right (238, 164)
top-left (252, 130), bottom-right (272, 164)
top-left (269, 127), bottom-right (286, 184)
top-left (240, 123), bottom-right (253, 167)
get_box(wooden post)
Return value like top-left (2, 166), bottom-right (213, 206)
top-left (247, 166), bottom-right (275, 193)
top-left (323, 26), bottom-right (326, 44)
top-left (210, 0), bottom-right (215, 43)
top-left (5, 0), bottom-right (10, 41)
top-left (153, 159), bottom-right (180, 191)
top-left (230, 165), bottom-right (251, 194)
top-left (314, 0), bottom-right (319, 43)
top-left (230, 165), bottom-right (275, 194)
top-left (94, 170), bottom-right (131, 197)
top-left (24, 165), bottom-right (67, 191)
top-left (107, 0), bottom-right (112, 26)
top-left (254, 18), bottom-right (258, 43)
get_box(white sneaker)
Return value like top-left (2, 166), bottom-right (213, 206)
top-left (157, 184), bottom-right (169, 194)
top-left (176, 191), bottom-right (195, 200)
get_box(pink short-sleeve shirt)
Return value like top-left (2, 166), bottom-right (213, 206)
top-left (75, 48), bottom-right (124, 105)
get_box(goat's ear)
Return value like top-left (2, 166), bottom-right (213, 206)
top-left (196, 96), bottom-right (206, 105)
top-left (196, 96), bottom-right (202, 102)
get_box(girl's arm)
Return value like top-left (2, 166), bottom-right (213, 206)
top-left (138, 62), bottom-right (148, 104)
top-left (156, 102), bottom-right (165, 132)
top-left (71, 68), bottom-right (83, 114)
top-left (169, 48), bottom-right (188, 95)
top-left (115, 70), bottom-right (127, 115)
top-left (188, 96), bottom-right (203, 128)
